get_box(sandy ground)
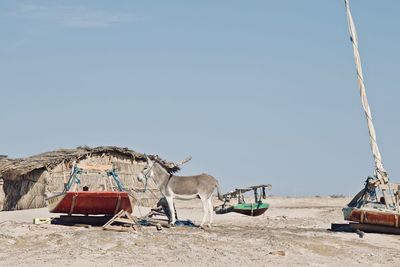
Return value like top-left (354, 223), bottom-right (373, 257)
top-left (0, 196), bottom-right (399, 267)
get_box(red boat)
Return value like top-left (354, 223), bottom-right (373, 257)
top-left (340, 1), bottom-right (400, 233)
top-left (47, 191), bottom-right (134, 215)
top-left (46, 163), bottom-right (135, 215)
top-left (344, 207), bottom-right (400, 228)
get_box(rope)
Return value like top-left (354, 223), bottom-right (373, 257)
top-left (141, 163), bottom-right (155, 192)
top-left (63, 165), bottom-right (82, 192)
top-left (344, 0), bottom-right (388, 185)
top-left (106, 166), bottom-right (124, 192)
top-left (143, 175), bottom-right (149, 192)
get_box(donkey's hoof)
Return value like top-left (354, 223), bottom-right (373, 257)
top-left (169, 223), bottom-right (176, 228)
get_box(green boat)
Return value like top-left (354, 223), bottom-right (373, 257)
top-left (215, 184), bottom-right (271, 217)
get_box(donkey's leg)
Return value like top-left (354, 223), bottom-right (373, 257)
top-left (165, 196), bottom-right (176, 225)
top-left (200, 196), bottom-right (209, 228)
top-left (207, 196), bottom-right (213, 228)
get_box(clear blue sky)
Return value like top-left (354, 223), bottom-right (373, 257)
top-left (1, 1), bottom-right (399, 196)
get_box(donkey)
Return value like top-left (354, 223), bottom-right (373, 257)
top-left (138, 156), bottom-right (222, 228)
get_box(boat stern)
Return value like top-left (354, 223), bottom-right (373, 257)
top-left (342, 206), bottom-right (354, 221)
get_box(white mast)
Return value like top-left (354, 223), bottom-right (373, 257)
top-left (344, 0), bottom-right (388, 185)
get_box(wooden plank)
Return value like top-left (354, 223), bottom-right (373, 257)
top-left (102, 210), bottom-right (139, 232)
top-left (102, 210), bottom-right (125, 228)
top-left (114, 218), bottom-right (136, 224)
top-left (114, 195), bottom-right (122, 214)
top-left (33, 217), bottom-right (52, 225)
top-left (330, 223), bottom-right (353, 232)
top-left (249, 184), bottom-right (272, 190)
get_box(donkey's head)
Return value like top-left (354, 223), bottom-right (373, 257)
top-left (137, 155), bottom-right (155, 182)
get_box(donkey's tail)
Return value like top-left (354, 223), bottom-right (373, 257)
top-left (217, 186), bottom-right (224, 201)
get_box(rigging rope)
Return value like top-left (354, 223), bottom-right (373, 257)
top-left (344, 0), bottom-right (388, 185)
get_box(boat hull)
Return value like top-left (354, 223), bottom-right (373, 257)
top-left (343, 207), bottom-right (400, 228)
top-left (47, 191), bottom-right (134, 215)
top-left (232, 203), bottom-right (270, 217)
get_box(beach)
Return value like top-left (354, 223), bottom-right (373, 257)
top-left (0, 196), bottom-right (399, 267)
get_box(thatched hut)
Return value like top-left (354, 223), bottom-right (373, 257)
top-left (0, 146), bottom-right (179, 211)
top-left (0, 155), bottom-right (10, 210)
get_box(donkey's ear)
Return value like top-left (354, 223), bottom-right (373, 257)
top-left (145, 155), bottom-right (154, 165)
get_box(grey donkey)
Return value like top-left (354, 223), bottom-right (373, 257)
top-left (138, 156), bottom-right (223, 228)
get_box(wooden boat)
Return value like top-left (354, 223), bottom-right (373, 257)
top-left (46, 162), bottom-right (135, 215)
top-left (215, 184), bottom-right (271, 216)
top-left (231, 202), bottom-right (270, 217)
top-left (341, 1), bottom-right (400, 231)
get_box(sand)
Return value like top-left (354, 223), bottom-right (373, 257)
top-left (0, 196), bottom-right (399, 267)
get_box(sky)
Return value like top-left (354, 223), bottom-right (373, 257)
top-left (1, 1), bottom-right (400, 196)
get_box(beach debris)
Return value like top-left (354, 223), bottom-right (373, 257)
top-left (174, 220), bottom-right (196, 227)
top-left (141, 198), bottom-right (196, 230)
top-left (215, 184), bottom-right (271, 216)
top-left (276, 216), bottom-right (288, 221)
top-left (269, 250), bottom-right (286, 256)
top-left (355, 229), bottom-right (364, 238)
top-left (72, 224), bottom-right (92, 229)
top-left (33, 217), bottom-right (52, 225)
top-left (138, 218), bottom-right (168, 230)
top-left (146, 197), bottom-right (178, 222)
top-left (139, 218), bottom-right (196, 230)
